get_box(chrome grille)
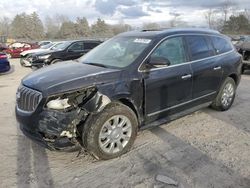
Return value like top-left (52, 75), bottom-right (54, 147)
top-left (17, 86), bottom-right (42, 112)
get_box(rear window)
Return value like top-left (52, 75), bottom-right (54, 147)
top-left (186, 36), bottom-right (214, 61)
top-left (210, 36), bottom-right (232, 54)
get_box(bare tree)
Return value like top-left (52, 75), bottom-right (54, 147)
top-left (169, 12), bottom-right (181, 27)
top-left (221, 0), bottom-right (234, 23)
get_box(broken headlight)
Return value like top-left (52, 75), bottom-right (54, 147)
top-left (47, 98), bottom-right (71, 110)
top-left (46, 87), bottom-right (96, 110)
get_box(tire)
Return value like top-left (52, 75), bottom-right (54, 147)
top-left (50, 59), bottom-right (61, 64)
top-left (82, 102), bottom-right (138, 160)
top-left (211, 77), bottom-right (236, 111)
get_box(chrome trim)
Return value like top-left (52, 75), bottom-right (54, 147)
top-left (147, 91), bottom-right (216, 117)
top-left (138, 33), bottom-right (234, 73)
top-left (181, 74), bottom-right (192, 79)
top-left (213, 66), bottom-right (222, 70)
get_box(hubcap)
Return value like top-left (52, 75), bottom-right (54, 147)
top-left (221, 83), bottom-right (234, 107)
top-left (99, 115), bottom-right (132, 154)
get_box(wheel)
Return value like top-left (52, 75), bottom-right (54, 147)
top-left (83, 102), bottom-right (138, 160)
top-left (211, 77), bottom-right (236, 111)
top-left (50, 59), bottom-right (61, 64)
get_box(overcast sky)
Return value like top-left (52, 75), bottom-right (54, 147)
top-left (0, 0), bottom-right (249, 26)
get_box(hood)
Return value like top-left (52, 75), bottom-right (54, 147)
top-left (33, 49), bottom-right (62, 56)
top-left (22, 61), bottom-right (121, 96)
top-left (20, 48), bottom-right (49, 56)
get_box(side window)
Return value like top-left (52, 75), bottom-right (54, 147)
top-left (211, 36), bottom-right (232, 54)
top-left (186, 36), bottom-right (213, 61)
top-left (84, 42), bottom-right (99, 50)
top-left (151, 37), bottom-right (186, 65)
top-left (68, 42), bottom-right (84, 51)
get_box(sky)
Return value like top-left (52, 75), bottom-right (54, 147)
top-left (0, 0), bottom-right (249, 27)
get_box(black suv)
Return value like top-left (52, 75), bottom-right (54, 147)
top-left (16, 28), bottom-right (242, 160)
top-left (30, 40), bottom-right (102, 68)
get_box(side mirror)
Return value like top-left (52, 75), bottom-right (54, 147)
top-left (148, 56), bottom-right (171, 68)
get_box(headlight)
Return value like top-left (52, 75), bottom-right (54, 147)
top-left (38, 54), bottom-right (50, 60)
top-left (47, 98), bottom-right (71, 110)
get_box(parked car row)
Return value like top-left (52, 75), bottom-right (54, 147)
top-left (21, 40), bottom-right (102, 68)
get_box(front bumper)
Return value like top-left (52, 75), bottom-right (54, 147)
top-left (16, 107), bottom-right (85, 151)
top-left (20, 57), bottom-right (32, 67)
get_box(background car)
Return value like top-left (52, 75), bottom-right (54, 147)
top-left (0, 53), bottom-right (10, 73)
top-left (4, 42), bottom-right (39, 58)
top-left (31, 40), bottom-right (102, 68)
top-left (20, 42), bottom-right (64, 67)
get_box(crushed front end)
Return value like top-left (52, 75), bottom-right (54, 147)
top-left (15, 85), bottom-right (110, 151)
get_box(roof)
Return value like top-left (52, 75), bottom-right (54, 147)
top-left (118, 28), bottom-right (220, 39)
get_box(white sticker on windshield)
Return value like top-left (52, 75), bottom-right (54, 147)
top-left (134, 38), bottom-right (151, 44)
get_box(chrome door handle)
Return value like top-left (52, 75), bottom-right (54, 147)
top-left (181, 74), bottom-right (192, 79)
top-left (213, 66), bottom-right (221, 70)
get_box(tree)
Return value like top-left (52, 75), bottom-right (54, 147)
top-left (59, 21), bottom-right (77, 39)
top-left (91, 18), bottom-right (113, 37)
top-left (142, 22), bottom-right (160, 30)
top-left (75, 17), bottom-right (91, 37)
top-left (10, 12), bottom-right (44, 40)
top-left (29, 12), bottom-right (44, 39)
top-left (222, 14), bottom-right (250, 34)
top-left (45, 16), bottom-right (60, 39)
top-left (0, 17), bottom-right (10, 36)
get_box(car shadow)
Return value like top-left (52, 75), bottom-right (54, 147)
top-left (16, 130), bottom-right (54, 188)
top-left (147, 127), bottom-right (250, 187)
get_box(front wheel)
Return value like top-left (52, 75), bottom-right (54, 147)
top-left (211, 77), bottom-right (236, 111)
top-left (83, 103), bottom-right (138, 160)
top-left (50, 59), bottom-right (62, 64)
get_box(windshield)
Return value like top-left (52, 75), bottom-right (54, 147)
top-left (51, 41), bottom-right (71, 50)
top-left (40, 43), bottom-right (54, 49)
top-left (79, 36), bottom-right (151, 68)
top-left (50, 42), bottom-right (64, 50)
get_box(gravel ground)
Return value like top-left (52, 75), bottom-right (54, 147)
top-left (0, 59), bottom-right (250, 188)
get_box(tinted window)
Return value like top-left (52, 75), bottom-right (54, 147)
top-left (151, 37), bottom-right (186, 65)
top-left (211, 36), bottom-right (232, 54)
top-left (84, 42), bottom-right (99, 50)
top-left (68, 42), bottom-right (84, 51)
top-left (186, 36), bottom-right (213, 61)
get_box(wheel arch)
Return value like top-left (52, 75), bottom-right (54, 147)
top-left (228, 73), bottom-right (239, 85)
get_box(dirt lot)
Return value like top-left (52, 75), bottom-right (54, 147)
top-left (0, 59), bottom-right (250, 188)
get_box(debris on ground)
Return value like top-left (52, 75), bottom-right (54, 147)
top-left (155, 174), bottom-right (178, 186)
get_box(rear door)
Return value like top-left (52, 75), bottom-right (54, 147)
top-left (83, 42), bottom-right (100, 54)
top-left (185, 35), bottom-right (223, 100)
top-left (65, 41), bottom-right (85, 60)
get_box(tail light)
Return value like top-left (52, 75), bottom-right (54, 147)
top-left (0, 54), bottom-right (7, 59)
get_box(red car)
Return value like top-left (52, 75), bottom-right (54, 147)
top-left (4, 42), bottom-right (39, 58)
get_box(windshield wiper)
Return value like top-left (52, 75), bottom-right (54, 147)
top-left (86, 62), bottom-right (107, 68)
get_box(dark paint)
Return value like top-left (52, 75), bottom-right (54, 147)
top-left (16, 28), bottom-right (242, 150)
top-left (0, 53), bottom-right (10, 73)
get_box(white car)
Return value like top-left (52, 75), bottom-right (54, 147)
top-left (20, 42), bottom-right (63, 67)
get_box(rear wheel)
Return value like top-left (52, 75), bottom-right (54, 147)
top-left (83, 103), bottom-right (138, 160)
top-left (211, 77), bottom-right (236, 111)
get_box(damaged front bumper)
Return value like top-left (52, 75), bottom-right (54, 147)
top-left (16, 107), bottom-right (87, 151)
top-left (15, 87), bottom-right (111, 151)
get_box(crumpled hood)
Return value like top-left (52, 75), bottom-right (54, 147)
top-left (22, 61), bottom-right (120, 96)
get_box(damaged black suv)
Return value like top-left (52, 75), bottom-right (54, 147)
top-left (16, 28), bottom-right (242, 160)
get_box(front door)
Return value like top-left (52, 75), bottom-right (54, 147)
top-left (143, 36), bottom-right (193, 122)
